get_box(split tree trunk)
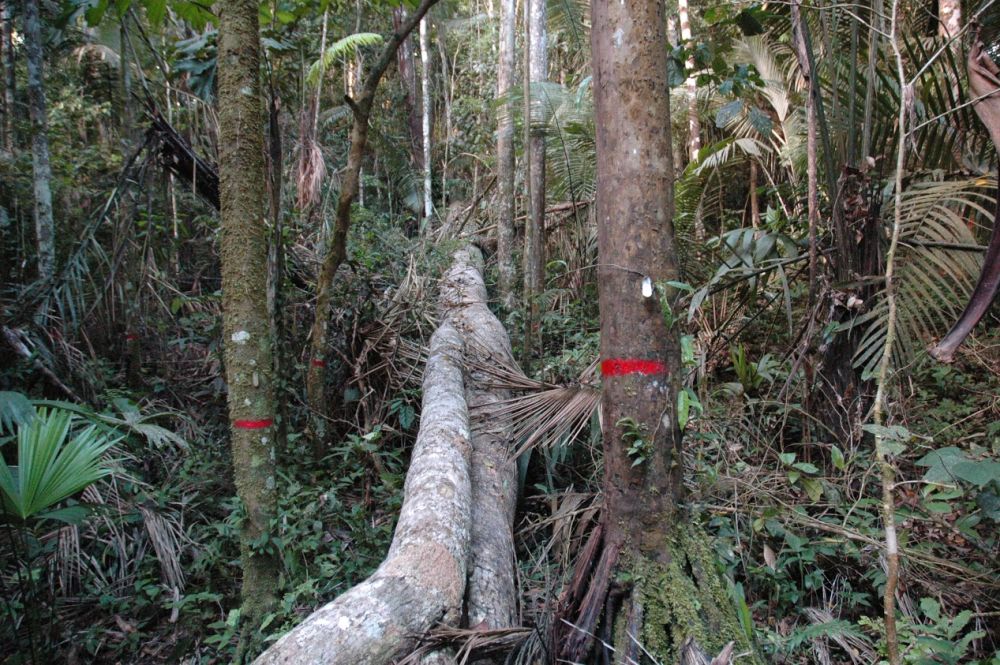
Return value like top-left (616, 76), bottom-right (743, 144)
top-left (306, 0), bottom-right (439, 450)
top-left (439, 247), bottom-right (518, 629)
top-left (24, 0), bottom-right (54, 283)
top-left (258, 247), bottom-right (517, 664)
top-left (496, 0), bottom-right (517, 310)
top-left (217, 0), bottom-right (280, 654)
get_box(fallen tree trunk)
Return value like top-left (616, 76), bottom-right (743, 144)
top-left (255, 322), bottom-right (472, 665)
top-left (255, 247), bottom-right (518, 663)
top-left (440, 247), bottom-right (518, 630)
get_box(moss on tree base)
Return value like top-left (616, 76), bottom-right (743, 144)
top-left (617, 521), bottom-right (762, 665)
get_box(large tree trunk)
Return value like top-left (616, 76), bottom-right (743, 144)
top-left (217, 0), bottom-right (280, 655)
top-left (555, 0), bottom-right (761, 661)
top-left (259, 247), bottom-right (517, 664)
top-left (495, 0), bottom-right (517, 310)
top-left (306, 0), bottom-right (439, 450)
top-left (24, 0), bottom-right (54, 284)
top-left (522, 0), bottom-right (546, 365)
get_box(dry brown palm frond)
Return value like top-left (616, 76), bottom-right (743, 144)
top-left (398, 626), bottom-right (535, 665)
top-left (802, 607), bottom-right (876, 665)
top-left (138, 504), bottom-right (185, 592)
top-left (297, 97), bottom-right (327, 211)
top-left (463, 352), bottom-right (601, 458)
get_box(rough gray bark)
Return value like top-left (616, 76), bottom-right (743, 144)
top-left (496, 0), bottom-right (517, 310)
top-left (257, 322), bottom-right (472, 665)
top-left (439, 247), bottom-right (518, 630)
top-left (24, 0), bottom-right (54, 283)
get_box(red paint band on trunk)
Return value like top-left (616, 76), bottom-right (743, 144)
top-left (234, 418), bottom-right (273, 430)
top-left (311, 359), bottom-right (326, 367)
top-left (601, 358), bottom-right (667, 376)
top-left (125, 334), bottom-right (138, 341)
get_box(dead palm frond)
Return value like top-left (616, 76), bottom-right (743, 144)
top-left (465, 354), bottom-right (600, 458)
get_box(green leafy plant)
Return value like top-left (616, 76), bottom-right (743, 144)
top-left (0, 408), bottom-right (117, 522)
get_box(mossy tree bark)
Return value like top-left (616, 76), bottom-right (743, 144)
top-left (554, 0), bottom-right (761, 661)
top-left (24, 0), bottom-right (54, 284)
top-left (306, 0), bottom-right (439, 453)
top-left (217, 0), bottom-right (280, 655)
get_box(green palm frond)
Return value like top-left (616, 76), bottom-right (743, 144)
top-left (306, 32), bottom-right (384, 88)
top-left (845, 176), bottom-right (990, 378)
top-left (0, 409), bottom-right (117, 522)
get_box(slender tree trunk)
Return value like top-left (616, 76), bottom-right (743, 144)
top-left (393, 7), bottom-right (423, 171)
top-left (420, 16), bottom-right (433, 225)
top-left (306, 0), bottom-right (440, 450)
top-left (24, 0), bottom-right (54, 284)
top-left (791, 0), bottom-right (819, 309)
top-left (2, 0), bottom-right (14, 151)
top-left (217, 0), bottom-right (280, 656)
top-left (555, 0), bottom-right (761, 661)
top-left (496, 0), bottom-right (517, 310)
top-left (678, 0), bottom-right (699, 162)
top-left (523, 0), bottom-right (546, 366)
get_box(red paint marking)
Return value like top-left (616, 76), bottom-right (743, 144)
top-left (125, 333), bottom-right (138, 342)
top-left (310, 358), bottom-right (326, 367)
top-left (234, 418), bottom-right (273, 430)
top-left (601, 358), bottom-right (667, 376)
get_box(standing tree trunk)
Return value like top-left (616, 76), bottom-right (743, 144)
top-left (2, 0), bottom-right (14, 151)
top-left (217, 0), bottom-right (280, 656)
top-left (393, 7), bottom-right (423, 171)
top-left (678, 0), bottom-right (699, 162)
top-left (555, 0), bottom-right (761, 661)
top-left (24, 0), bottom-right (54, 284)
top-left (496, 0), bottom-right (517, 311)
top-left (791, 0), bottom-right (820, 308)
top-left (420, 15), bottom-right (433, 225)
top-left (306, 0), bottom-right (439, 450)
top-left (522, 0), bottom-right (546, 365)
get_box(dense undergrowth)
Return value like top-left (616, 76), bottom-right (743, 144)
top-left (2, 1), bottom-right (999, 663)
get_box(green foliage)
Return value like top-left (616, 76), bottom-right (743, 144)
top-left (306, 32), bottom-right (384, 87)
top-left (0, 408), bottom-right (116, 522)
